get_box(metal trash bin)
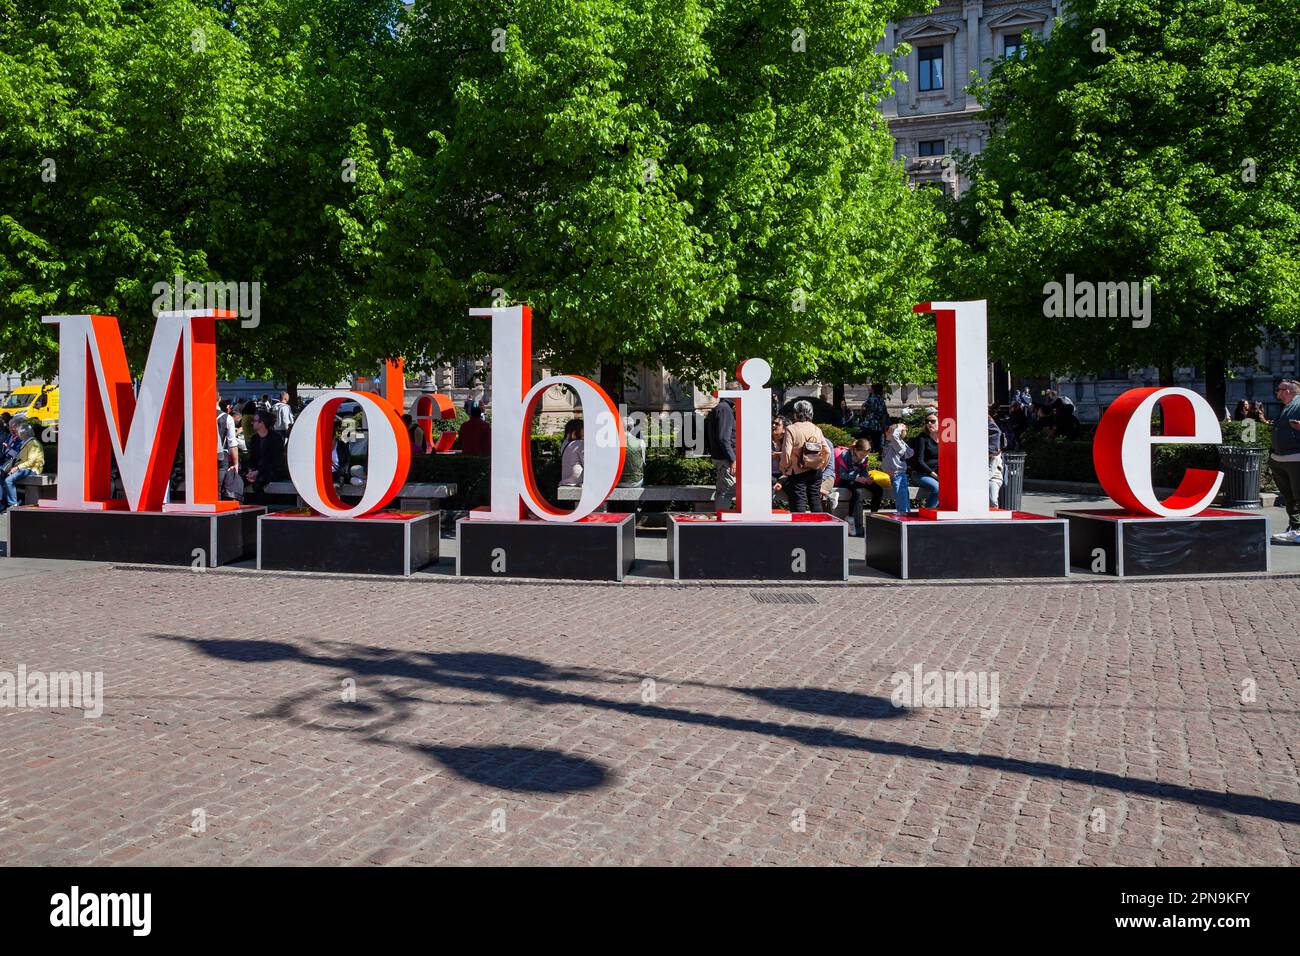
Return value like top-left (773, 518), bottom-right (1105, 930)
top-left (1217, 445), bottom-right (1265, 509)
top-left (999, 451), bottom-right (1027, 512)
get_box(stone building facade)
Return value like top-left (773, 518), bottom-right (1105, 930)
top-left (880, 2), bottom-right (1062, 196)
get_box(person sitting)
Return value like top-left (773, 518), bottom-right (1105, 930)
top-left (243, 409), bottom-right (289, 504)
top-left (619, 418), bottom-right (646, 487)
top-left (833, 438), bottom-right (883, 536)
top-left (559, 418), bottom-right (585, 486)
top-left (909, 413), bottom-right (941, 510)
top-left (771, 415), bottom-right (790, 507)
top-left (457, 400), bottom-right (491, 455)
top-left (0, 418), bottom-right (22, 473)
top-left (1, 422), bottom-right (44, 512)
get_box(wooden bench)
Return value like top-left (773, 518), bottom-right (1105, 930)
top-left (559, 481), bottom-right (916, 522)
top-left (262, 481), bottom-right (456, 512)
top-left (557, 484), bottom-right (717, 512)
top-left (15, 473), bottom-right (57, 506)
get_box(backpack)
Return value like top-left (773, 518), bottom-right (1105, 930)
top-left (798, 429), bottom-right (829, 472)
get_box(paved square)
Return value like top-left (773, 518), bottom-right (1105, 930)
top-left (1, 562), bottom-right (1296, 865)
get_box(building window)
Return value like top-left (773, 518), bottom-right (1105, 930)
top-left (917, 45), bottom-right (944, 91)
top-left (918, 139), bottom-right (945, 157)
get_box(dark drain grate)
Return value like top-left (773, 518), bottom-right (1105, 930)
top-left (750, 591), bottom-right (818, 605)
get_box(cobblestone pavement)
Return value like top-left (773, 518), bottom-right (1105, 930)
top-left (0, 565), bottom-right (1297, 865)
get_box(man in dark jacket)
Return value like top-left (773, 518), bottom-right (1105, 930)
top-left (704, 391), bottom-right (737, 510)
top-left (243, 409), bottom-right (289, 504)
top-left (1270, 380), bottom-right (1300, 544)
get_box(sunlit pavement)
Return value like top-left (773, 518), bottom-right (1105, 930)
top-left (1, 495), bottom-right (1297, 865)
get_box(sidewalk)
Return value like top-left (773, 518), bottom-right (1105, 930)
top-left (2, 492), bottom-right (1298, 581)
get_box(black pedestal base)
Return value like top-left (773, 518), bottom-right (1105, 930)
top-left (864, 512), bottom-right (1069, 580)
top-left (1057, 508), bottom-right (1269, 576)
top-left (257, 510), bottom-right (438, 576)
top-left (7, 505), bottom-right (263, 567)
top-left (667, 513), bottom-right (848, 580)
top-left (456, 513), bottom-right (635, 581)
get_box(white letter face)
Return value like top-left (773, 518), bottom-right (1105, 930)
top-left (468, 306), bottom-right (624, 522)
top-left (718, 358), bottom-right (789, 523)
top-left (913, 300), bottom-right (1011, 521)
top-left (287, 390), bottom-right (410, 517)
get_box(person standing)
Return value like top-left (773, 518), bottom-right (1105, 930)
top-left (457, 400), bottom-right (491, 455)
top-left (271, 391), bottom-right (295, 437)
top-left (216, 400), bottom-right (241, 502)
top-left (860, 383), bottom-right (888, 451)
top-left (988, 408), bottom-right (1008, 508)
top-left (779, 400), bottom-right (829, 513)
top-left (704, 390), bottom-right (737, 510)
top-left (1269, 380), bottom-right (1300, 544)
top-left (881, 422), bottom-right (914, 514)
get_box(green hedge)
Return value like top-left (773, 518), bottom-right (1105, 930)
top-left (645, 456), bottom-right (717, 485)
top-left (1022, 421), bottom-right (1276, 492)
top-left (820, 423), bottom-right (856, 447)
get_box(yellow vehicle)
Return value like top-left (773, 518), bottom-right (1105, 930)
top-left (1, 384), bottom-right (59, 426)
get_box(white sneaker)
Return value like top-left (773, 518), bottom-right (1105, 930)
top-left (1271, 529), bottom-right (1300, 545)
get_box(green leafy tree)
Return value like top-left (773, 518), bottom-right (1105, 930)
top-left (941, 0), bottom-right (1300, 412)
top-left (338, 0), bottom-right (940, 395)
top-left (0, 0), bottom-right (405, 391)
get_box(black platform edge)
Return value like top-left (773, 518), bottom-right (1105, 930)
top-left (454, 515), bottom-right (636, 582)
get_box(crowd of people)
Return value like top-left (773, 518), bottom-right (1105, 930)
top-left (702, 389), bottom-right (1017, 533)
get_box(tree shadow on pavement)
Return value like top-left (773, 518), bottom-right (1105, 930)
top-left (152, 634), bottom-right (1300, 823)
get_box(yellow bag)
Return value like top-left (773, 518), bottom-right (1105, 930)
top-left (867, 469), bottom-right (891, 489)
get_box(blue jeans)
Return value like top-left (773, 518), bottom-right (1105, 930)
top-left (890, 472), bottom-right (911, 514)
top-left (3, 467), bottom-right (33, 508)
top-left (916, 474), bottom-right (939, 509)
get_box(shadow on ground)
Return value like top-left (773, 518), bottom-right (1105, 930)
top-left (151, 634), bottom-right (1300, 822)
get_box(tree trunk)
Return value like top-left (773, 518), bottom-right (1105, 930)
top-left (832, 382), bottom-right (846, 412)
top-left (1158, 361), bottom-right (1174, 387)
top-left (1204, 354), bottom-right (1227, 418)
top-left (599, 362), bottom-right (625, 407)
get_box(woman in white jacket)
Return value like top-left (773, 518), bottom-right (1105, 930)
top-left (559, 418), bottom-right (585, 486)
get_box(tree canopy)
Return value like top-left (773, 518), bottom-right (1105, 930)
top-left (940, 0), bottom-right (1300, 407)
top-left (334, 0), bottom-right (942, 389)
top-left (1, 0), bottom-right (939, 392)
top-left (0, 0), bottom-right (405, 387)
